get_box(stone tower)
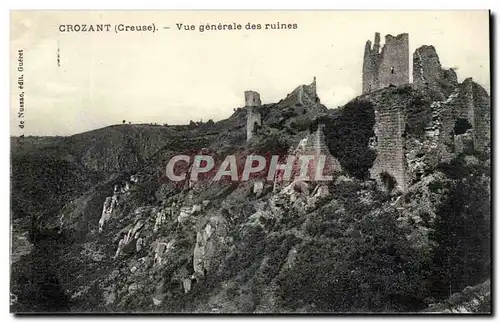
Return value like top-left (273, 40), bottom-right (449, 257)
top-left (369, 105), bottom-right (407, 192)
top-left (245, 90), bottom-right (262, 107)
top-left (245, 90), bottom-right (262, 141)
top-left (362, 33), bottom-right (410, 94)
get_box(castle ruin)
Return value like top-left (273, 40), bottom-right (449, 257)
top-left (363, 34), bottom-right (490, 192)
top-left (245, 90), bottom-right (262, 141)
top-left (280, 77), bottom-right (318, 108)
top-left (245, 78), bottom-right (320, 142)
top-left (369, 103), bottom-right (407, 192)
top-left (362, 33), bottom-right (409, 94)
top-left (241, 33), bottom-right (489, 194)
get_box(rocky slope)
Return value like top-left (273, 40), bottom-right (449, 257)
top-left (10, 77), bottom-right (491, 313)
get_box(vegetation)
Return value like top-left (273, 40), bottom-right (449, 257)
top-left (320, 99), bottom-right (376, 179)
top-left (10, 82), bottom-right (491, 313)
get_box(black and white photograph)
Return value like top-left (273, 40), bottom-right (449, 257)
top-left (9, 9), bottom-right (491, 314)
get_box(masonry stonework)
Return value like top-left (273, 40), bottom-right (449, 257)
top-left (363, 33), bottom-right (409, 94)
top-left (413, 45), bottom-right (458, 98)
top-left (245, 90), bottom-right (262, 107)
top-left (305, 124), bottom-right (342, 176)
top-left (245, 90), bottom-right (262, 141)
top-left (281, 77), bottom-right (318, 108)
top-left (293, 123), bottom-right (342, 181)
top-left (438, 78), bottom-right (491, 155)
top-left (369, 102), bottom-right (407, 192)
top-left (360, 35), bottom-right (490, 192)
top-left (471, 81), bottom-right (491, 153)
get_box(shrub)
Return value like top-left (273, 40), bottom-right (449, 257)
top-left (316, 100), bottom-right (376, 179)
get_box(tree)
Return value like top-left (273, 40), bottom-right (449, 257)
top-left (321, 99), bottom-right (376, 179)
top-left (429, 174), bottom-right (491, 298)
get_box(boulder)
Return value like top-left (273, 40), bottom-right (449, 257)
top-left (128, 283), bottom-right (139, 293)
top-left (182, 278), bottom-right (192, 294)
top-left (153, 240), bottom-right (176, 267)
top-left (153, 210), bottom-right (167, 233)
top-left (103, 286), bottom-right (116, 306)
top-left (253, 181), bottom-right (264, 197)
top-left (136, 238), bottom-right (143, 252)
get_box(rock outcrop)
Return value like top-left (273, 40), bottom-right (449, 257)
top-left (113, 220), bottom-right (144, 258)
top-left (99, 178), bottom-right (139, 233)
top-left (193, 216), bottom-right (230, 277)
top-left (152, 240), bottom-right (175, 267)
top-left (280, 77), bottom-right (319, 108)
top-left (423, 280), bottom-right (491, 313)
top-left (10, 33), bottom-right (491, 314)
top-left (99, 196), bottom-right (117, 233)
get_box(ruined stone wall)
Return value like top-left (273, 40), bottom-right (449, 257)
top-left (378, 34), bottom-right (410, 91)
top-left (362, 33), bottom-right (380, 94)
top-left (304, 76), bottom-right (317, 103)
top-left (246, 108), bottom-right (261, 141)
top-left (458, 79), bottom-right (475, 123)
top-left (413, 45), bottom-right (458, 98)
top-left (472, 82), bottom-right (491, 153)
top-left (363, 33), bottom-right (409, 94)
top-left (281, 77), bottom-right (318, 107)
top-left (362, 38), bottom-right (490, 191)
top-left (437, 78), bottom-right (490, 156)
top-left (309, 124), bottom-right (342, 175)
top-left (312, 124), bottom-right (329, 156)
top-left (369, 103), bottom-right (407, 192)
top-left (429, 89), bottom-right (458, 162)
top-left (245, 90), bottom-right (262, 107)
top-left (411, 45), bottom-right (490, 157)
top-left (294, 123), bottom-right (342, 180)
top-left (245, 90), bottom-right (262, 141)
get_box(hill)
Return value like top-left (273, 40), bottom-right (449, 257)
top-left (10, 73), bottom-right (491, 313)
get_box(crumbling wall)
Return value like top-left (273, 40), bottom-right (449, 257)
top-left (363, 33), bottom-right (409, 94)
top-left (472, 82), bottom-right (491, 153)
top-left (362, 33), bottom-right (381, 94)
top-left (378, 34), bottom-right (410, 91)
top-left (310, 124), bottom-right (342, 175)
top-left (369, 103), bottom-right (407, 192)
top-left (412, 45), bottom-right (490, 157)
top-left (446, 79), bottom-right (490, 154)
top-left (245, 90), bottom-right (262, 107)
top-left (413, 45), bottom-right (458, 98)
top-left (361, 37), bottom-right (490, 191)
top-left (281, 77), bottom-right (318, 108)
top-left (295, 123), bottom-right (342, 179)
top-left (436, 78), bottom-right (490, 156)
top-left (245, 90), bottom-right (262, 141)
top-left (303, 76), bottom-right (317, 104)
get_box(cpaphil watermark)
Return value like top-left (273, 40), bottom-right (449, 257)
top-left (160, 152), bottom-right (337, 184)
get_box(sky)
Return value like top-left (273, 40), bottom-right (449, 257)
top-left (10, 10), bottom-right (490, 136)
